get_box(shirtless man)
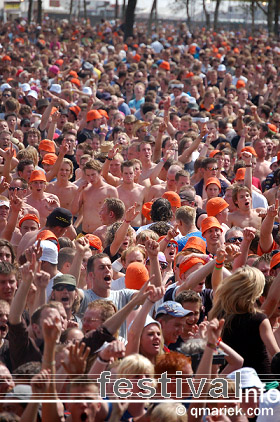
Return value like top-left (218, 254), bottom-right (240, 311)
top-left (8, 178), bottom-right (39, 218)
top-left (227, 185), bottom-right (262, 230)
top-left (25, 170), bottom-right (60, 226)
top-left (146, 164), bottom-right (182, 202)
top-left (252, 138), bottom-right (271, 182)
top-left (46, 158), bottom-right (78, 210)
top-left (93, 198), bottom-right (125, 245)
top-left (117, 161), bottom-right (145, 228)
top-left (138, 142), bottom-right (156, 183)
top-left (71, 159), bottom-right (118, 234)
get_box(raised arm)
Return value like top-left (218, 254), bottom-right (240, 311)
top-left (101, 144), bottom-right (121, 187)
top-left (1, 192), bottom-right (22, 241)
top-left (145, 239), bottom-right (162, 287)
top-left (110, 203), bottom-right (139, 257)
top-left (153, 121), bottom-right (167, 162)
top-left (259, 200), bottom-right (277, 253)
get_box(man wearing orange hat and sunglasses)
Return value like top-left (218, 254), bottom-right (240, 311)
top-left (26, 170), bottom-right (60, 226)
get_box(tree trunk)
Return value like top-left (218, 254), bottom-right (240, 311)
top-left (186, 0), bottom-right (190, 26)
top-left (202, 0), bottom-right (210, 28)
top-left (115, 0), bottom-right (119, 19)
top-left (69, 0), bottom-right (73, 21)
top-left (83, 0), bottom-right (87, 20)
top-left (251, 0), bottom-right (255, 35)
top-left (148, 0), bottom-right (157, 36)
top-left (124, 0), bottom-right (137, 40)
top-left (37, 0), bottom-right (42, 24)
top-left (122, 0), bottom-right (126, 19)
top-left (214, 0), bottom-right (221, 30)
top-left (28, 0), bottom-right (33, 24)
top-left (267, 0), bottom-right (274, 33)
top-left (274, 0), bottom-right (280, 35)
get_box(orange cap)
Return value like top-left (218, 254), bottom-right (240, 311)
top-left (270, 252), bottom-right (280, 270)
top-left (236, 79), bottom-right (246, 89)
top-left (84, 234), bottom-right (102, 252)
top-left (162, 191), bottom-right (181, 208)
top-left (125, 262), bottom-right (149, 289)
top-left (235, 168), bottom-right (246, 181)
top-left (36, 230), bottom-right (59, 249)
top-left (29, 170), bottom-right (47, 183)
top-left (42, 153), bottom-right (57, 165)
top-left (142, 202), bottom-right (152, 220)
top-left (185, 72), bottom-right (194, 78)
top-left (240, 147), bottom-right (257, 157)
top-left (2, 55), bottom-right (11, 61)
top-left (55, 59), bottom-right (63, 66)
top-left (179, 257), bottom-right (205, 277)
top-left (201, 216), bottom-right (222, 236)
top-left (205, 177), bottom-right (221, 192)
top-left (209, 150), bottom-right (221, 158)
top-left (87, 110), bottom-right (102, 121)
top-left (189, 45), bottom-right (196, 54)
top-left (134, 54), bottom-right (141, 62)
top-left (159, 61), bottom-right (170, 71)
top-left (19, 214), bottom-right (40, 228)
top-left (182, 237), bottom-right (206, 254)
top-left (98, 109), bottom-right (109, 119)
top-left (69, 70), bottom-right (78, 78)
top-left (38, 139), bottom-right (56, 153)
top-left (70, 77), bottom-right (81, 88)
top-left (206, 197), bottom-right (229, 217)
top-left (69, 105), bottom-right (81, 118)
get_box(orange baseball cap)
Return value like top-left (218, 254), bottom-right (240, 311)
top-left (235, 168), bottom-right (246, 181)
top-left (209, 150), bottom-right (221, 158)
top-left (19, 214), bottom-right (40, 228)
top-left (159, 61), bottom-right (170, 71)
top-left (42, 153), bottom-right (57, 165)
top-left (162, 191), bottom-right (181, 208)
top-left (182, 236), bottom-right (206, 254)
top-left (69, 70), bottom-right (78, 78)
top-left (179, 257), bottom-right (205, 277)
top-left (125, 262), bottom-right (149, 289)
top-left (206, 197), bottom-right (229, 217)
top-left (87, 110), bottom-right (102, 122)
top-left (84, 234), bottom-right (102, 252)
top-left (201, 216), bottom-right (222, 236)
top-left (36, 230), bottom-right (59, 250)
top-left (38, 139), bottom-right (56, 153)
top-left (270, 252), bottom-right (280, 269)
top-left (240, 147), bottom-right (257, 157)
top-left (70, 78), bottom-right (81, 88)
top-left (205, 177), bottom-right (221, 192)
top-left (29, 170), bottom-right (47, 183)
top-left (98, 109), bottom-right (109, 119)
top-left (236, 79), bottom-right (246, 89)
top-left (142, 202), bottom-right (152, 220)
top-left (69, 105), bottom-right (81, 118)
top-left (268, 123), bottom-right (278, 133)
top-left (2, 55), bottom-right (11, 61)
top-left (134, 54), bottom-right (141, 62)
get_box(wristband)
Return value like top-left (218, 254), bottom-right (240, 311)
top-left (217, 337), bottom-right (222, 347)
top-left (163, 237), bottom-right (169, 243)
top-left (98, 355), bottom-right (110, 363)
top-left (160, 158), bottom-right (167, 163)
top-left (207, 342), bottom-right (217, 351)
top-left (125, 220), bottom-right (131, 224)
top-left (106, 156), bottom-right (113, 161)
top-left (215, 266), bottom-right (223, 270)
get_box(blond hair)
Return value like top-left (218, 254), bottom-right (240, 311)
top-left (150, 403), bottom-right (188, 422)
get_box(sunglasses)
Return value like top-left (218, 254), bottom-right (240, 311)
top-left (167, 242), bottom-right (176, 248)
top-left (227, 236), bottom-right (243, 244)
top-left (53, 284), bottom-right (75, 292)
top-left (3, 94), bottom-right (11, 98)
top-left (8, 187), bottom-right (25, 191)
top-left (23, 124), bottom-right (31, 128)
top-left (160, 262), bottom-right (168, 270)
top-left (207, 167), bottom-right (219, 171)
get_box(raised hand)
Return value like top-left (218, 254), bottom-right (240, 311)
top-left (145, 238), bottom-right (160, 257)
top-left (31, 369), bottom-right (51, 396)
top-left (99, 339), bottom-right (126, 362)
top-left (61, 341), bottom-right (90, 375)
top-left (43, 316), bottom-right (61, 345)
top-left (125, 202), bottom-right (140, 223)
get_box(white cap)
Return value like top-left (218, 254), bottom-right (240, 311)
top-left (144, 315), bottom-right (161, 328)
top-left (82, 87), bottom-right (92, 95)
top-left (21, 83), bottom-right (31, 92)
top-left (270, 156), bottom-right (278, 168)
top-left (227, 367), bottom-right (264, 389)
top-left (0, 83), bottom-right (11, 92)
top-left (39, 240), bottom-right (58, 265)
top-left (218, 64), bottom-right (226, 71)
top-left (0, 199), bottom-right (10, 208)
top-left (27, 90), bottom-right (38, 100)
top-left (50, 84), bottom-right (61, 94)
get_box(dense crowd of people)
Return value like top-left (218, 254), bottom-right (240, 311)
top-left (1, 15), bottom-right (280, 422)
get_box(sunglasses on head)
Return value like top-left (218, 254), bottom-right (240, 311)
top-left (53, 284), bottom-right (75, 292)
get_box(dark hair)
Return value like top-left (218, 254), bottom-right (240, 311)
top-left (87, 253), bottom-right (110, 273)
top-left (104, 198), bottom-right (125, 220)
top-left (17, 159), bottom-right (34, 174)
top-left (150, 198), bottom-right (173, 222)
top-left (201, 157), bottom-right (218, 170)
top-left (0, 240), bottom-right (16, 264)
top-left (149, 221), bottom-right (171, 236)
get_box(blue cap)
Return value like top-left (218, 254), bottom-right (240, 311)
top-left (156, 301), bottom-right (193, 318)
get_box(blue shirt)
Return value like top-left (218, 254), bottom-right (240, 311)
top-left (177, 231), bottom-right (205, 252)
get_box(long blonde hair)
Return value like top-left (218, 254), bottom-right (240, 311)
top-left (209, 266), bottom-right (265, 322)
